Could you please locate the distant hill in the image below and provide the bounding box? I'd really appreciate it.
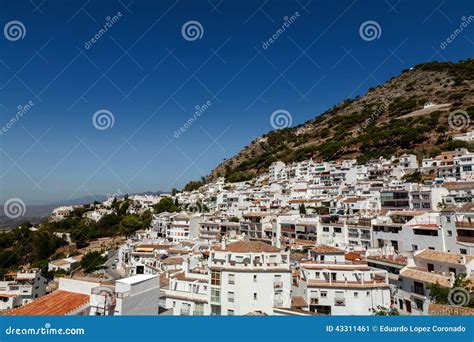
[0,191,167,230]
[210,59,474,181]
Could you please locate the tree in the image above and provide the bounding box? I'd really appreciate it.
[427,273,473,307]
[119,215,143,236]
[80,252,107,274]
[299,203,307,215]
[373,305,400,315]
[153,197,181,213]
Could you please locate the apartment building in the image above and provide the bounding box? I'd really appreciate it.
[295,245,390,315]
[0,269,47,311]
[209,240,292,315]
[395,249,474,315]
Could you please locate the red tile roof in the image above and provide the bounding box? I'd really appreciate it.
[213,241,280,253]
[5,290,89,316]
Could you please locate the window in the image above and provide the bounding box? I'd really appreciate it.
[228,291,234,303]
[228,274,235,285]
[253,275,257,282]
[449,267,456,275]
[211,271,221,285]
[194,303,204,316]
[253,293,257,300]
[323,227,329,232]
[414,299,423,311]
[427,263,434,272]
[446,216,451,223]
[412,244,418,251]
[320,291,327,298]
[460,249,467,255]
[227,309,234,316]
[354,292,359,298]
[211,288,220,303]
[447,230,452,237]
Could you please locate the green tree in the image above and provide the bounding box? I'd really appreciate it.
[299,203,307,215]
[80,251,107,274]
[119,215,143,236]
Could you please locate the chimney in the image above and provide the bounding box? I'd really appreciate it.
[221,236,227,250]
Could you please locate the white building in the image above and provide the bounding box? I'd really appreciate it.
[209,240,292,315]
[295,245,391,315]
[0,269,47,311]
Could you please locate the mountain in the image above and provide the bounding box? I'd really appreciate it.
[210,59,474,181]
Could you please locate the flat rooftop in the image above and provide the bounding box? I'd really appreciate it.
[116,274,158,285]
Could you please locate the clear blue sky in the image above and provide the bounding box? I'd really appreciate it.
[0,0,472,204]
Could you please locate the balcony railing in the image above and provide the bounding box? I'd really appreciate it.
[180,309,191,316]
[456,222,474,229]
[457,235,474,243]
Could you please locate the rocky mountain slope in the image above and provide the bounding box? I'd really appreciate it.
[210,59,474,181]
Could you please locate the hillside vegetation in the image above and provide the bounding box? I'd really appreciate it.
[210,59,474,181]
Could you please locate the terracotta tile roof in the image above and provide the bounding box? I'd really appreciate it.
[291,296,308,307]
[429,304,474,315]
[407,223,439,230]
[311,245,345,254]
[162,257,184,265]
[442,182,474,190]
[400,268,452,287]
[213,241,280,253]
[416,249,474,264]
[5,290,89,316]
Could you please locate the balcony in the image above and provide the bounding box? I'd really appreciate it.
[180,308,191,316]
[456,222,474,229]
[457,235,474,243]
